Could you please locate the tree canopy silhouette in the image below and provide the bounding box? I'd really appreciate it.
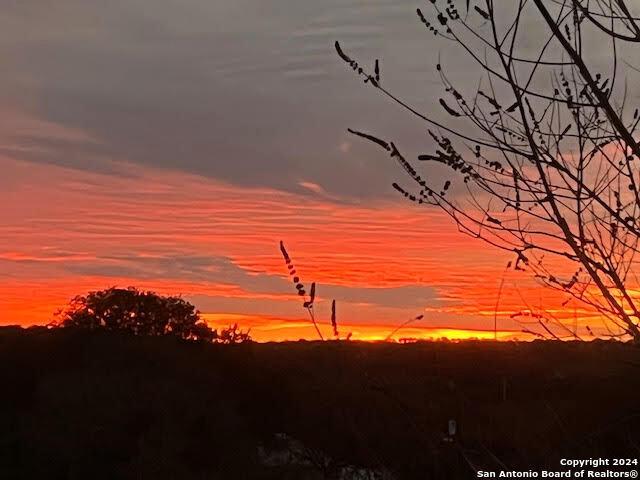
[57,287,217,341]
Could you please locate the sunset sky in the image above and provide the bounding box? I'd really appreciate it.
[0,1,627,341]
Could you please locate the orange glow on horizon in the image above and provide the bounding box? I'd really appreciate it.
[201,313,523,342]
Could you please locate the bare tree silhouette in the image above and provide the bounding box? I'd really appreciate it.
[336,1,640,341]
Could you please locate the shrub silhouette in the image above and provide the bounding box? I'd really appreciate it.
[56,287,217,341]
[216,323,252,344]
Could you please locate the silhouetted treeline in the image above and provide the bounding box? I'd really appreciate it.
[1,326,639,479]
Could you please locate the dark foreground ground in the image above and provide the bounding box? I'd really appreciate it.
[1,327,639,479]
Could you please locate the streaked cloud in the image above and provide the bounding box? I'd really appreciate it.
[0,154,603,339]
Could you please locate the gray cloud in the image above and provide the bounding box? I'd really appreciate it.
[2,1,636,201]
[0,0,438,199]
[60,253,440,309]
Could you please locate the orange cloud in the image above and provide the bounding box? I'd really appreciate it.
[0,155,612,340]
